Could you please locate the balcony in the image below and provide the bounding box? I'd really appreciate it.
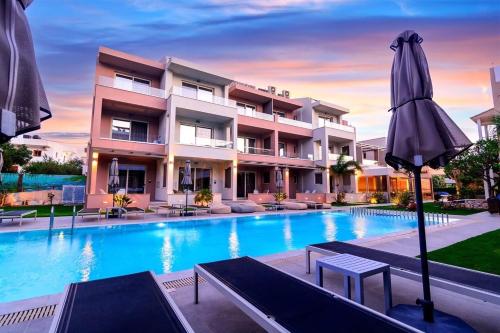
[179,137,233,149]
[170,86,236,107]
[93,137,166,157]
[237,109,274,122]
[175,138,236,161]
[238,147,274,156]
[362,159,379,166]
[277,117,313,129]
[329,153,354,162]
[98,76,166,99]
[323,121,355,133]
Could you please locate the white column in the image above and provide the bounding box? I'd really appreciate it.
[477,119,483,139]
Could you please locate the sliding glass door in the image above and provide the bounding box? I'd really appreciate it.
[112,164,146,194]
[237,171,256,198]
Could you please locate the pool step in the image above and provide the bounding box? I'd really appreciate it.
[163,275,206,290]
[0,304,56,327]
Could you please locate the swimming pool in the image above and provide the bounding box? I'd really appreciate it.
[0,211,425,303]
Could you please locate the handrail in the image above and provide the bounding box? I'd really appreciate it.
[238,147,274,155]
[237,109,274,121]
[179,137,233,149]
[322,121,355,133]
[349,207,450,225]
[98,76,166,98]
[277,117,313,129]
[170,86,236,107]
[329,153,354,161]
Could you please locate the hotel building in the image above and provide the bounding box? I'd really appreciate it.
[86,47,431,205]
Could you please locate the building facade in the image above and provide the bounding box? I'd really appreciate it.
[86,47,430,204]
[10,135,82,164]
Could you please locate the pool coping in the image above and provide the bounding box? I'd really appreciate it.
[0,212,470,315]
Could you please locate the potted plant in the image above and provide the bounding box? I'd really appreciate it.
[194,189,213,207]
[114,194,132,208]
[274,192,287,205]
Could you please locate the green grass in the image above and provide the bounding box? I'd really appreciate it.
[2,205,83,217]
[426,229,500,275]
[369,202,485,215]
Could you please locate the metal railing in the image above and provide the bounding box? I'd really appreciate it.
[322,121,355,133]
[238,147,274,155]
[98,76,166,98]
[279,152,314,160]
[179,137,233,149]
[349,207,450,225]
[237,109,274,121]
[170,86,237,107]
[277,117,313,129]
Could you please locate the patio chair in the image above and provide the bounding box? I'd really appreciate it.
[122,206,146,219]
[194,256,420,333]
[49,271,193,333]
[0,209,37,226]
[306,241,500,306]
[188,205,211,215]
[77,208,102,221]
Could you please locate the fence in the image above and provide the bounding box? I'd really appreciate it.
[0,173,86,192]
[349,207,450,226]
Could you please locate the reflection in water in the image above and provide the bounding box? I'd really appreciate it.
[283,217,292,250]
[323,216,337,241]
[354,217,367,239]
[80,237,95,281]
[229,221,239,258]
[161,232,173,273]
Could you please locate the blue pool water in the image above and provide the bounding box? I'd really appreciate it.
[0,211,422,303]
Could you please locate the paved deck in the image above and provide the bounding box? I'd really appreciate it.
[0,211,498,332]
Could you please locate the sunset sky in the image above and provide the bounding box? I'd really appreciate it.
[26,0,500,147]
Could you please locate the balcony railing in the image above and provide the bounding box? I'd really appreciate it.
[277,117,313,129]
[280,153,313,160]
[238,147,274,155]
[322,121,355,133]
[329,153,354,162]
[179,137,233,149]
[362,159,378,166]
[170,86,237,108]
[98,76,166,98]
[237,109,274,121]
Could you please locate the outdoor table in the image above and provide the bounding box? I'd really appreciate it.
[316,253,392,313]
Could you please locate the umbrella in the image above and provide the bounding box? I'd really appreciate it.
[0,148,3,185]
[0,0,51,144]
[181,160,193,215]
[275,169,284,203]
[385,31,472,325]
[109,158,119,206]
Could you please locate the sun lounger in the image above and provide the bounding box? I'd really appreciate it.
[283,201,308,210]
[77,208,102,221]
[0,210,37,226]
[194,256,420,333]
[228,203,256,213]
[122,206,146,219]
[188,205,211,215]
[50,271,193,333]
[210,203,231,214]
[306,241,500,306]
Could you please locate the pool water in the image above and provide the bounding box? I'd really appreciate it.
[0,211,423,303]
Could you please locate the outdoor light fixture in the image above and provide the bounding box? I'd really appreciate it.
[92,152,99,159]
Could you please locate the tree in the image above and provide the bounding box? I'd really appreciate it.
[432,175,446,188]
[0,142,31,171]
[330,154,362,192]
[24,156,83,175]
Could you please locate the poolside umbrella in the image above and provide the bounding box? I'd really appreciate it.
[0,148,3,185]
[0,0,51,144]
[385,30,472,326]
[181,160,192,215]
[275,169,284,203]
[109,158,119,207]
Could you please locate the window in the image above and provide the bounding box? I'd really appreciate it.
[273,111,285,118]
[178,167,211,191]
[179,124,213,146]
[237,102,257,116]
[263,171,270,184]
[224,167,231,188]
[237,137,256,153]
[115,73,150,94]
[111,164,146,194]
[278,142,286,157]
[163,164,167,188]
[315,173,323,185]
[181,82,214,102]
[111,119,148,142]
[341,145,350,155]
[32,150,42,157]
[318,115,336,127]
[293,175,298,184]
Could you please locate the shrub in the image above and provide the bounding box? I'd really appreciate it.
[369,192,386,204]
[24,157,83,175]
[194,189,213,207]
[407,201,417,211]
[274,192,287,203]
[393,191,412,207]
[114,194,132,208]
[336,191,346,204]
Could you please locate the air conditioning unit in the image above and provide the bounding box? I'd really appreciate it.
[268,86,276,94]
[282,90,290,98]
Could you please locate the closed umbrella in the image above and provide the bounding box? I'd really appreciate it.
[275,169,284,204]
[385,30,472,329]
[109,158,119,207]
[0,0,51,143]
[0,148,3,185]
[181,160,192,215]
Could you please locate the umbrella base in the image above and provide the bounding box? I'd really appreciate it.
[388,304,476,332]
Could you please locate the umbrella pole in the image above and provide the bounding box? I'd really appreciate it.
[185,186,188,216]
[414,168,434,322]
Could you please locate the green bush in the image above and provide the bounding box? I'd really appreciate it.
[393,191,412,207]
[194,189,213,207]
[336,192,346,204]
[274,192,287,203]
[369,192,386,204]
[114,194,132,208]
[24,157,83,175]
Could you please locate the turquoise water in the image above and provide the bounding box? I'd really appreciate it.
[0,211,422,303]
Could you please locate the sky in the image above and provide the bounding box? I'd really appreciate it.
[25,0,500,147]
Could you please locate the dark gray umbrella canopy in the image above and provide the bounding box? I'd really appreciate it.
[108,158,119,191]
[0,0,51,143]
[181,160,193,188]
[275,169,284,190]
[385,30,471,170]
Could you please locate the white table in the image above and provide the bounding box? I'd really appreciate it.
[316,253,392,313]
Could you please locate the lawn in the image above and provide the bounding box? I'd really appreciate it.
[369,202,485,215]
[2,205,83,217]
[426,229,500,275]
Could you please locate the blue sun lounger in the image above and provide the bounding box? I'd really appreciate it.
[194,256,421,333]
[50,271,193,333]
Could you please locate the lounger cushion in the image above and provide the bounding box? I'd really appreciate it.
[211,204,231,214]
[200,257,414,333]
[311,241,500,296]
[230,204,256,213]
[284,202,307,210]
[55,272,187,333]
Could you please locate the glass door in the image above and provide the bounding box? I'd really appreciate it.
[237,171,256,198]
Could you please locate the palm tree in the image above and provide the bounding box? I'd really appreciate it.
[330,154,362,192]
